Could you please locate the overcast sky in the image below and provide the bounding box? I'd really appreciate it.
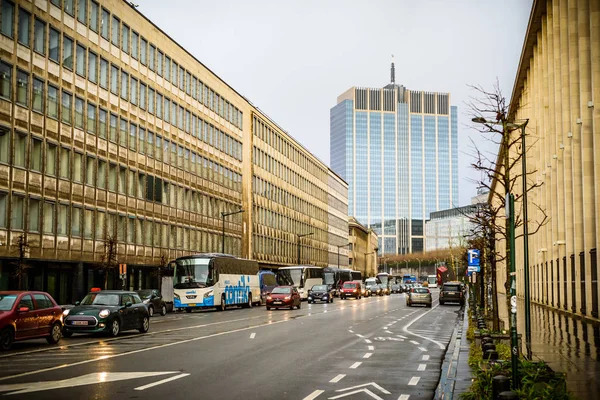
[138,0,533,207]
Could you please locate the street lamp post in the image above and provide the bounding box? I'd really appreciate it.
[416,258,422,282]
[364,252,374,276]
[473,117,531,361]
[221,209,244,254]
[337,243,351,269]
[297,233,313,264]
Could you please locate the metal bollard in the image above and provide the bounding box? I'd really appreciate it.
[498,391,518,399]
[492,375,511,399]
[483,343,496,352]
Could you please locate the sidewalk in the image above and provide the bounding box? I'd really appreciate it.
[435,300,472,399]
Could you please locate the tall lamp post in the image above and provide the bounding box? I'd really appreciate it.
[337,243,351,269]
[416,258,422,282]
[297,233,313,264]
[364,252,375,276]
[473,117,531,361]
[221,209,244,254]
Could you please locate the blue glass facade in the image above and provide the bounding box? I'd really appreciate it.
[410,115,423,220]
[438,116,450,210]
[424,116,437,217]
[369,113,381,231]
[451,106,459,206]
[383,113,396,235]
[330,100,354,212]
[355,112,368,225]
[397,104,409,220]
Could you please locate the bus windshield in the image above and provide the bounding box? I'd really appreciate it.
[277,268,302,286]
[261,273,277,287]
[173,258,212,289]
[323,271,335,286]
[377,274,389,285]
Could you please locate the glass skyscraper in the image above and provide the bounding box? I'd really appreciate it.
[330,78,458,255]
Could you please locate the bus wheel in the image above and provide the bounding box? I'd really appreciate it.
[246,293,253,308]
[220,295,227,312]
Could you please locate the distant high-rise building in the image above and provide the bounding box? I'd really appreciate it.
[330,61,459,255]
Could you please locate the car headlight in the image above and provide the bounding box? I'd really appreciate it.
[323,295,328,298]
[204,290,214,299]
[267,296,272,300]
[63,309,70,317]
[99,309,110,318]
[284,296,291,300]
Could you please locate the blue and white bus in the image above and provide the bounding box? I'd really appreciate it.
[171,253,260,312]
[276,266,324,300]
[258,270,278,304]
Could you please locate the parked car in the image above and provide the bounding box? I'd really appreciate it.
[63,290,150,337]
[439,282,465,306]
[340,281,362,300]
[307,285,334,304]
[265,286,301,310]
[406,287,432,307]
[136,289,167,317]
[0,291,63,350]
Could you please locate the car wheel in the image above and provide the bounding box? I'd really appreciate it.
[46,322,62,344]
[62,329,73,338]
[297,301,301,310]
[220,295,227,312]
[266,306,271,311]
[148,305,154,317]
[109,319,121,337]
[139,316,150,333]
[248,293,253,308]
[160,304,167,316]
[427,303,432,308]
[0,328,14,351]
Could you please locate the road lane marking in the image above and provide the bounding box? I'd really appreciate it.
[410,340,420,345]
[303,389,324,400]
[364,339,372,344]
[402,304,445,349]
[249,333,256,339]
[422,355,429,361]
[329,374,346,383]
[134,373,190,391]
[363,353,372,359]
[418,347,427,352]
[417,364,426,371]
[368,346,375,351]
[398,395,410,400]
[396,334,407,339]
[408,377,420,385]
[349,362,362,369]
[355,334,364,338]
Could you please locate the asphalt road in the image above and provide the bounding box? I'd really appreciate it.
[0,290,462,399]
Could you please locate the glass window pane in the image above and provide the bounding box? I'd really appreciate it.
[74,97,84,128]
[1,0,14,38]
[76,44,85,76]
[11,195,24,230]
[71,207,81,236]
[89,1,98,32]
[47,85,58,119]
[61,90,72,124]
[138,128,145,155]
[121,24,129,53]
[16,70,28,107]
[73,152,82,182]
[83,209,93,238]
[57,204,68,236]
[110,64,118,94]
[99,57,108,88]
[97,160,106,189]
[140,38,146,65]
[119,118,127,146]
[34,18,46,55]
[109,113,117,142]
[148,44,155,71]
[17,9,30,46]
[64,0,74,16]
[139,83,146,109]
[63,34,73,70]
[98,108,106,138]
[86,156,95,186]
[129,123,136,151]
[0,61,11,99]
[157,50,163,76]
[59,147,70,179]
[120,71,128,99]
[46,142,56,176]
[88,50,97,83]
[131,31,138,60]
[87,102,96,134]
[30,137,42,171]
[13,131,26,167]
[77,0,87,24]
[49,27,60,62]
[100,8,109,39]
[43,202,55,234]
[111,16,119,46]
[130,77,137,105]
[0,193,5,228]
[29,198,40,232]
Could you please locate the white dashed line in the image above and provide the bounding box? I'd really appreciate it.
[134,373,190,390]
[368,345,375,351]
[348,330,354,333]
[364,339,372,344]
[385,331,392,334]
[410,340,420,345]
[355,334,364,338]
[396,334,407,339]
[349,362,362,369]
[418,347,427,352]
[418,364,426,371]
[329,374,346,383]
[398,394,410,400]
[408,377,420,385]
[422,355,430,361]
[249,333,256,339]
[303,389,324,400]
[363,353,372,359]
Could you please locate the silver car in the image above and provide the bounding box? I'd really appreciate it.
[406,287,432,307]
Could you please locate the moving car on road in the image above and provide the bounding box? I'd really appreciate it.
[340,281,362,300]
[307,285,334,304]
[406,287,432,307]
[266,286,301,310]
[136,289,168,317]
[439,282,465,306]
[63,290,150,337]
[0,291,63,350]
[365,278,381,296]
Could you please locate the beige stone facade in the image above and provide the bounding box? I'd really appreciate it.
[493,0,600,322]
[0,0,348,302]
[348,217,378,278]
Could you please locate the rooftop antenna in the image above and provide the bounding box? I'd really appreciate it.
[390,54,395,84]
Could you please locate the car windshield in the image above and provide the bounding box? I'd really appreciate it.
[80,293,120,306]
[312,285,327,291]
[271,287,291,294]
[343,283,356,288]
[136,290,153,299]
[444,285,461,291]
[0,294,17,311]
[413,288,429,294]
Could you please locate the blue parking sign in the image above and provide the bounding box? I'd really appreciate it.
[468,249,480,267]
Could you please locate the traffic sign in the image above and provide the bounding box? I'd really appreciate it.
[468,249,480,267]
[468,265,480,273]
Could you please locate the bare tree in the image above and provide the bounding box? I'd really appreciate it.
[99,235,118,290]
[467,82,548,330]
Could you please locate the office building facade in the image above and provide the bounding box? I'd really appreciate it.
[330,75,458,256]
[0,0,348,303]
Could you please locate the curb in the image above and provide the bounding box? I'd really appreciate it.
[435,301,468,400]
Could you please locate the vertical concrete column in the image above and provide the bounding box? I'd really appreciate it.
[590,0,600,319]
[578,0,595,317]
[74,261,85,302]
[560,0,575,313]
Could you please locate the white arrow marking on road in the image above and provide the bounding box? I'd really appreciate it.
[422,355,430,361]
[398,395,410,400]
[333,382,391,395]
[303,389,325,400]
[134,373,190,390]
[417,364,426,371]
[249,332,256,339]
[329,388,384,400]
[355,333,364,338]
[363,353,372,359]
[408,377,420,386]
[418,347,427,352]
[368,345,375,351]
[329,374,346,383]
[410,340,420,345]
[0,372,180,395]
[349,362,362,369]
[364,339,372,344]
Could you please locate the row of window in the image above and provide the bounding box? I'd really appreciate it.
[0,131,242,201]
[1,60,243,162]
[0,192,242,253]
[252,233,327,266]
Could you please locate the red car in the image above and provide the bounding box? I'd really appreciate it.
[265,286,301,310]
[0,291,64,350]
[340,281,362,300]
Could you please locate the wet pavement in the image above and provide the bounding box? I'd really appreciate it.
[498,293,600,399]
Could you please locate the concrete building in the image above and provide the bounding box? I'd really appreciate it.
[425,191,487,251]
[0,0,348,303]
[330,61,459,256]
[492,0,599,321]
[348,216,378,278]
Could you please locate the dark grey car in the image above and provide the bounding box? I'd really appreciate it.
[439,282,465,306]
[136,289,167,317]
